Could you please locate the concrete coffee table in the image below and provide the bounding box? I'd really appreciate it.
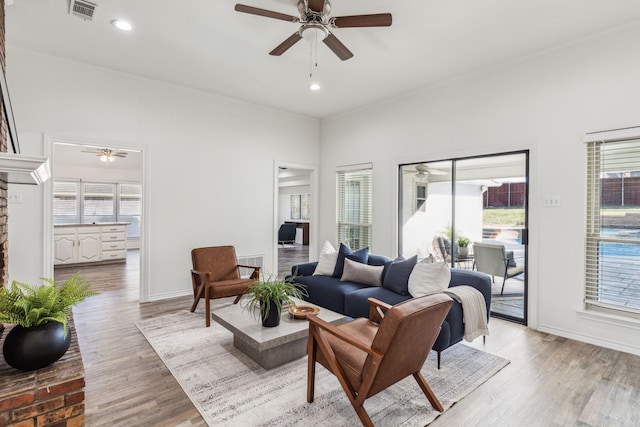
[211,298,346,369]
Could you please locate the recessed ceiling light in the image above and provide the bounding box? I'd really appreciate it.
[111,20,133,31]
[309,82,321,91]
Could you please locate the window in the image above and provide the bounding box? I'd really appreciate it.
[119,184,142,239]
[585,136,640,316]
[416,183,428,212]
[337,165,372,250]
[53,181,80,224]
[53,180,142,240]
[83,182,116,224]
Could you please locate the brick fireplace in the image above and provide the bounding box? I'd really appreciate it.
[0,4,86,426]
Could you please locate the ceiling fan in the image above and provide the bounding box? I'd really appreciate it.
[406,164,448,180]
[234,0,392,61]
[81,148,128,162]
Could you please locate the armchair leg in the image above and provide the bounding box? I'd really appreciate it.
[233,294,242,304]
[413,372,444,412]
[437,351,441,369]
[190,284,205,312]
[205,286,211,328]
[307,344,316,403]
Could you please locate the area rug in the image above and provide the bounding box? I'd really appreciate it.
[136,309,509,427]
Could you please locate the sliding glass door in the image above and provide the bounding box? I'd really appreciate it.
[399,151,528,324]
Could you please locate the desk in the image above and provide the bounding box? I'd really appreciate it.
[285,221,309,245]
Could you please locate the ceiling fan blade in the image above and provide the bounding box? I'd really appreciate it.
[269,32,302,56]
[332,13,392,28]
[323,32,353,61]
[234,4,299,23]
[307,0,326,13]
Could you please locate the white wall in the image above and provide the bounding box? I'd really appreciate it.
[7,133,47,286]
[7,47,320,299]
[54,164,142,183]
[278,185,310,225]
[319,24,640,355]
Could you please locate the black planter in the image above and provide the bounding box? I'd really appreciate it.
[3,322,71,371]
[261,300,281,327]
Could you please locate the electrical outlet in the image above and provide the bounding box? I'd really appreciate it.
[8,190,22,204]
[543,196,560,207]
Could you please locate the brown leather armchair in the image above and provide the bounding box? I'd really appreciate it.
[307,294,453,426]
[190,246,260,327]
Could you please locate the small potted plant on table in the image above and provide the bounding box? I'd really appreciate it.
[456,235,471,258]
[242,275,307,327]
[0,274,98,371]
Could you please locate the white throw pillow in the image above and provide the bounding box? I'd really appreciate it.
[408,261,451,297]
[313,241,338,276]
[340,257,384,287]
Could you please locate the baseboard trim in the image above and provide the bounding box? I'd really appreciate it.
[148,288,193,302]
[536,323,640,357]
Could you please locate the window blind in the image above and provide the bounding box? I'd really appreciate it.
[119,183,142,239]
[337,166,372,250]
[82,182,116,223]
[53,181,80,224]
[585,138,640,316]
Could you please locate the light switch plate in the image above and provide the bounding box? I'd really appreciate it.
[543,196,560,207]
[8,190,23,203]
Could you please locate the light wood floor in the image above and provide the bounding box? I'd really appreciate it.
[56,251,640,427]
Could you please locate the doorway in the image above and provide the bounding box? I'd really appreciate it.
[398,151,529,324]
[275,163,316,278]
[49,139,145,300]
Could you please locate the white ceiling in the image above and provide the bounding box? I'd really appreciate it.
[6,0,640,119]
[54,143,142,170]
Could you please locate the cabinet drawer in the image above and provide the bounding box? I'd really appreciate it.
[102,232,126,242]
[102,249,126,260]
[54,227,76,236]
[101,225,126,233]
[102,241,126,251]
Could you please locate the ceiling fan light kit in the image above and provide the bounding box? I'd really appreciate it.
[234,0,392,61]
[82,148,128,163]
[300,23,328,42]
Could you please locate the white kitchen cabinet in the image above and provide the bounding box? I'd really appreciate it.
[54,223,128,266]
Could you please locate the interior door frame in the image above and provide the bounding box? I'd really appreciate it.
[273,160,318,275]
[42,135,150,301]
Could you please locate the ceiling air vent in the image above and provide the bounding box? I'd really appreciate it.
[69,0,97,21]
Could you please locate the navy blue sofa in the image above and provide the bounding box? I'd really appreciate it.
[289,255,491,368]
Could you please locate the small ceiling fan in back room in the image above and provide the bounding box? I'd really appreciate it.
[81,148,128,163]
[234,0,392,61]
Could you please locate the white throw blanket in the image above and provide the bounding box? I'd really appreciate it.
[442,286,490,342]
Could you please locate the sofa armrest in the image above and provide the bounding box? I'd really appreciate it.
[291,262,318,277]
[449,269,492,318]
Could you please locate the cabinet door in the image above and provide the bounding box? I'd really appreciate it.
[54,235,77,265]
[77,234,101,262]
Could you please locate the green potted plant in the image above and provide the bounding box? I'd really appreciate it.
[0,274,98,371]
[456,235,471,258]
[242,274,307,327]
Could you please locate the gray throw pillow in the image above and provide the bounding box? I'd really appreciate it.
[340,257,384,287]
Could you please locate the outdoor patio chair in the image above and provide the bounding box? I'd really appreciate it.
[306,294,453,427]
[190,245,260,327]
[472,242,524,295]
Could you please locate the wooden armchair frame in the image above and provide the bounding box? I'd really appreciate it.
[190,246,260,327]
[307,295,453,426]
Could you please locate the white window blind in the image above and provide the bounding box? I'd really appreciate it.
[53,181,80,224]
[119,183,142,239]
[337,165,372,250]
[82,182,116,223]
[585,137,640,316]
